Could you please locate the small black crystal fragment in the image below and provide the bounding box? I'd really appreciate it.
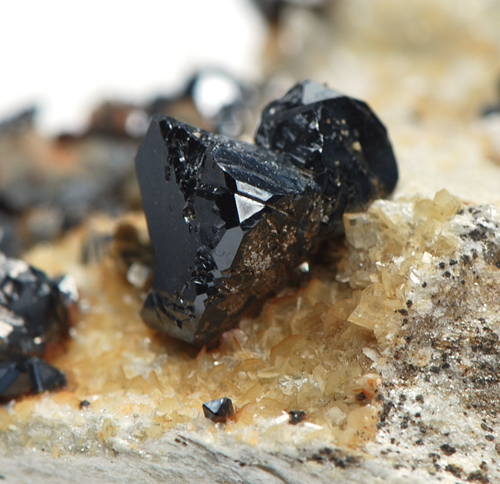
[136,80,398,347]
[203,397,234,423]
[0,251,77,400]
[289,410,307,424]
[0,358,66,400]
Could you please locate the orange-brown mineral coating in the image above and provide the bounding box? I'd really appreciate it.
[0,229,380,452]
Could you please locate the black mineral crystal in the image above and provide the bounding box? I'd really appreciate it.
[289,410,307,425]
[136,80,398,348]
[0,252,77,400]
[203,397,235,423]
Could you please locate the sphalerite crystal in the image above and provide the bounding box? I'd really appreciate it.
[203,397,235,423]
[136,80,398,348]
[0,252,77,399]
[289,410,307,425]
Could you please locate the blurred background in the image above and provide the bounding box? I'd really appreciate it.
[0,0,265,135]
[2,0,500,256]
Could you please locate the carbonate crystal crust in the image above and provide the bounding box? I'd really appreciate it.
[136,81,398,348]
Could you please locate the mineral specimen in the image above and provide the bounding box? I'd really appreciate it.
[255,81,399,232]
[203,397,235,423]
[289,410,307,424]
[136,80,398,347]
[0,252,77,400]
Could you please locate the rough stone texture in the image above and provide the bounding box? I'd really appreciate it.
[3,198,500,484]
[0,435,423,484]
[341,192,500,483]
[136,81,397,348]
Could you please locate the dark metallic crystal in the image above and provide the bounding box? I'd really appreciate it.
[0,358,66,401]
[289,410,307,424]
[0,252,77,400]
[137,116,322,347]
[255,80,398,236]
[136,81,398,348]
[203,397,235,423]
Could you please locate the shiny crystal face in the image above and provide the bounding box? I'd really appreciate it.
[0,251,77,400]
[135,80,398,348]
[255,80,398,229]
[202,397,235,423]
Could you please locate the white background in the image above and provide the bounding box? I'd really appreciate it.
[0,0,266,134]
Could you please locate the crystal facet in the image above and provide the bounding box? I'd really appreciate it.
[0,252,77,399]
[255,80,398,235]
[289,410,307,424]
[202,397,235,423]
[136,81,398,348]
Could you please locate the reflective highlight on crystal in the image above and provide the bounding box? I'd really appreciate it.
[203,397,235,423]
[135,81,398,348]
[0,251,77,399]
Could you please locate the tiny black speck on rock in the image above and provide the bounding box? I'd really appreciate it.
[467,470,490,483]
[440,443,457,455]
[80,400,91,409]
[445,464,462,478]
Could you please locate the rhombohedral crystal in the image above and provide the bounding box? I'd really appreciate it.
[135,80,398,347]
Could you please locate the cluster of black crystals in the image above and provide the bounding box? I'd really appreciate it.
[136,81,398,348]
[0,252,77,400]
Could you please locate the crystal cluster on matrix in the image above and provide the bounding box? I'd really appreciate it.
[135,80,398,347]
[0,252,77,400]
[340,190,500,482]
